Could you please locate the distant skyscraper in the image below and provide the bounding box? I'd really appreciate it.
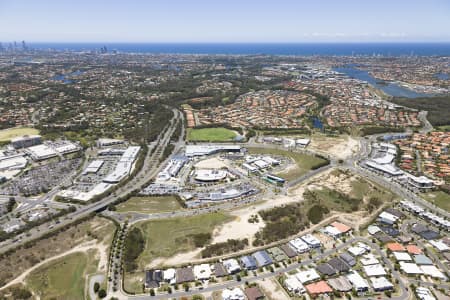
[0,42,4,52]
[22,40,27,51]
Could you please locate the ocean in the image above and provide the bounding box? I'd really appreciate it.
[29,43,450,56]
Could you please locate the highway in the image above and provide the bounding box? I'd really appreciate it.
[0,108,183,254]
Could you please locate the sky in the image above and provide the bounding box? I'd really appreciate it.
[0,0,449,43]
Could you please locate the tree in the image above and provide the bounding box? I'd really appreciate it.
[98,289,107,298]
[93,282,100,293]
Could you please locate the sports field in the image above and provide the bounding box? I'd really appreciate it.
[116,196,183,214]
[187,127,237,142]
[0,127,39,142]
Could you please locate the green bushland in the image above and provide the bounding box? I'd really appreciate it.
[187,127,237,142]
[390,95,450,127]
[201,239,249,258]
[253,171,392,245]
[123,227,145,272]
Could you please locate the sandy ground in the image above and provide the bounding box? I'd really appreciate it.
[0,240,99,290]
[256,278,291,300]
[309,134,360,160]
[148,248,203,268]
[194,157,228,169]
[306,169,356,195]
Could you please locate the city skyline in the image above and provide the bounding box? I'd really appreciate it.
[1,0,450,43]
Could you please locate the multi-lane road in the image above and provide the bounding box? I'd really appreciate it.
[0,108,183,254]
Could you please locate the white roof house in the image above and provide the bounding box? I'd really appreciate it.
[346,271,369,291]
[420,265,447,280]
[289,238,310,253]
[360,253,379,266]
[393,252,412,261]
[222,259,240,274]
[295,269,320,284]
[324,225,342,237]
[429,240,450,252]
[370,277,393,291]
[301,234,321,248]
[363,264,387,277]
[399,262,423,274]
[222,288,245,300]
[163,268,176,284]
[416,287,436,300]
[284,275,306,294]
[378,211,399,224]
[348,243,370,256]
[193,264,212,281]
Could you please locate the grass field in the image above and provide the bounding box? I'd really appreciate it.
[116,196,183,214]
[26,251,97,300]
[187,127,237,142]
[422,191,450,212]
[0,127,39,142]
[248,147,328,180]
[135,212,233,269]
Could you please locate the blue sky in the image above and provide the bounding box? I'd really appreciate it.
[0,0,449,43]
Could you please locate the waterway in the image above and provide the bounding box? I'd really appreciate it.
[52,70,84,84]
[333,66,433,98]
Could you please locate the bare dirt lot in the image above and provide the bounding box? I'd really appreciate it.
[308,134,360,160]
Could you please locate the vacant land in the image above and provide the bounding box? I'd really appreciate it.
[0,217,115,288]
[116,196,183,214]
[248,147,328,180]
[422,191,450,212]
[134,212,233,269]
[26,251,97,300]
[308,134,360,160]
[0,127,39,142]
[187,127,237,141]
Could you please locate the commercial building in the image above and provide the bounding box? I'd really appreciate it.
[11,135,41,149]
[83,160,104,174]
[185,145,241,157]
[25,144,57,160]
[194,169,227,182]
[103,146,140,183]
